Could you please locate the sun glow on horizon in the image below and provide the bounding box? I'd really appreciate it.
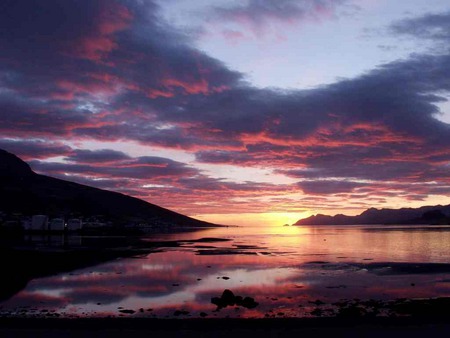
[3,0,450,227]
[194,211,313,227]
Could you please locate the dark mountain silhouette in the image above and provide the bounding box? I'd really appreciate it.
[295,205,450,225]
[0,149,217,228]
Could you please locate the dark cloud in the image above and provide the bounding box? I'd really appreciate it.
[30,156,198,180]
[0,0,244,148]
[192,53,450,187]
[195,150,251,165]
[52,175,131,191]
[391,12,450,42]
[0,92,93,137]
[297,180,366,195]
[0,0,241,122]
[0,139,71,159]
[65,149,130,163]
[2,0,450,208]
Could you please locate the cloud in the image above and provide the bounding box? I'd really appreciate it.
[30,156,198,180]
[390,12,450,43]
[0,139,71,160]
[209,0,349,38]
[65,149,131,163]
[2,1,450,215]
[297,180,367,195]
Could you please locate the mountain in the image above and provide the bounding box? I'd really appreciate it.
[0,149,217,228]
[295,205,450,225]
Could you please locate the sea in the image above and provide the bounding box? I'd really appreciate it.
[1,224,450,318]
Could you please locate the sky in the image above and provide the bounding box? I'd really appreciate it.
[1,0,450,226]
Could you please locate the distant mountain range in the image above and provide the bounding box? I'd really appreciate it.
[295,205,450,225]
[0,149,216,228]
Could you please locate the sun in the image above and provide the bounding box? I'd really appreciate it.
[261,212,313,227]
[193,211,313,227]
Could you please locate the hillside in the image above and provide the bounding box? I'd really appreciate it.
[0,149,217,228]
[295,205,450,226]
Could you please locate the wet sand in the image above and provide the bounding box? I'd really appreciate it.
[1,317,450,338]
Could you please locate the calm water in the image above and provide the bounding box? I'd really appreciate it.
[1,224,450,318]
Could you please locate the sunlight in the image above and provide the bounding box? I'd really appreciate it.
[271,223,307,236]
[261,212,312,227]
[195,211,313,227]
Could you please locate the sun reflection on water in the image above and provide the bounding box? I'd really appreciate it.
[1,225,450,318]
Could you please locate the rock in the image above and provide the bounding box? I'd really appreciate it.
[242,297,258,309]
[221,289,235,305]
[173,310,189,316]
[337,305,366,318]
[326,285,347,289]
[211,289,258,310]
[311,308,323,316]
[119,309,135,314]
[211,297,224,308]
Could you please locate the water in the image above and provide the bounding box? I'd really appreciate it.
[1,224,450,318]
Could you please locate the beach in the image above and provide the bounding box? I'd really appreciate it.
[2,225,450,338]
[2,317,450,338]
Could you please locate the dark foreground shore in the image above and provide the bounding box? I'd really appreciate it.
[1,317,450,338]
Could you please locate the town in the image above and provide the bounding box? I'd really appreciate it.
[0,211,193,235]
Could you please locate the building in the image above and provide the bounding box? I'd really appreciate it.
[22,218,32,230]
[31,215,48,231]
[50,218,65,231]
[82,221,106,229]
[67,218,82,231]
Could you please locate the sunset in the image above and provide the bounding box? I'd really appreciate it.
[1,0,450,226]
[1,0,450,336]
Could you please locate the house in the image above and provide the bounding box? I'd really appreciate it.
[50,218,65,231]
[31,215,48,231]
[67,218,82,231]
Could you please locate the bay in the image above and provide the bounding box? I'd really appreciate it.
[1,224,450,318]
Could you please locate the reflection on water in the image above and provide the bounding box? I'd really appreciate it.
[1,224,450,318]
[23,234,83,248]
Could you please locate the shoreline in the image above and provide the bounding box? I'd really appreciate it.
[1,317,450,338]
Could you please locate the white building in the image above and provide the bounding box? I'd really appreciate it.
[31,215,48,231]
[22,218,32,230]
[67,218,82,231]
[50,218,65,231]
[82,221,106,229]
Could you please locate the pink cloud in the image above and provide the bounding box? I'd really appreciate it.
[221,30,247,44]
[211,0,348,39]
[69,2,133,62]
